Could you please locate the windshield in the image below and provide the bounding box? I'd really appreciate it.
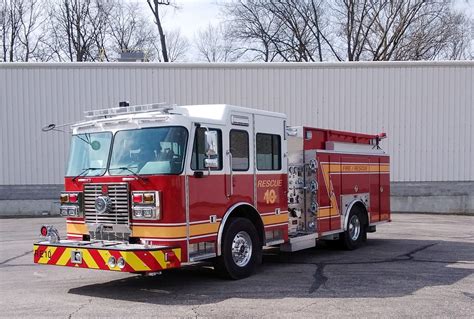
[109,127,188,175]
[66,132,112,177]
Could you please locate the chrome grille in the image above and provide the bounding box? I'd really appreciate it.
[84,184,130,225]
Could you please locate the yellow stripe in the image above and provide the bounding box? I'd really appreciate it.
[56,248,72,266]
[37,246,57,264]
[318,208,340,218]
[132,223,221,238]
[321,163,339,215]
[172,248,181,262]
[150,250,167,269]
[66,223,88,234]
[190,222,220,236]
[123,251,151,272]
[82,249,99,269]
[329,163,381,173]
[262,213,288,225]
[132,225,187,238]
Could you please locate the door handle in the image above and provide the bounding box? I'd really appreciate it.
[226,150,233,197]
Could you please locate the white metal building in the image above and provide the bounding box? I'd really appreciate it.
[0,61,473,214]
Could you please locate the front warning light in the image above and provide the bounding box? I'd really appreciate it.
[143,193,155,204]
[132,193,143,204]
[131,191,161,220]
[59,192,83,217]
[39,225,60,243]
[60,193,69,204]
[40,226,48,237]
[69,193,78,203]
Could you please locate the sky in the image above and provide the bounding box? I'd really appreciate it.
[146,0,474,42]
[164,0,223,40]
[132,0,474,60]
[135,0,223,40]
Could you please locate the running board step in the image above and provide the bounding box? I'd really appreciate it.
[280,233,317,252]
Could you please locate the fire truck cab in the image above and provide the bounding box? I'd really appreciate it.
[34,103,390,279]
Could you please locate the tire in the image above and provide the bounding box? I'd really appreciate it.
[340,206,367,250]
[214,217,262,280]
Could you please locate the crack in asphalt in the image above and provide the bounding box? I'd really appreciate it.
[308,263,328,293]
[0,250,31,265]
[265,243,441,294]
[0,263,32,268]
[400,243,438,260]
[67,298,92,319]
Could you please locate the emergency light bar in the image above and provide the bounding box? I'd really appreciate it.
[84,102,175,120]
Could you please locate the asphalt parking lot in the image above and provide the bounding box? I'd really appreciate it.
[0,214,473,318]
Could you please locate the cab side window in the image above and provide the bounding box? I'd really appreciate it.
[256,133,281,170]
[191,128,222,170]
[230,129,249,171]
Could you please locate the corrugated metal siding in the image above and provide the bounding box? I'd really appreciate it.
[0,61,472,184]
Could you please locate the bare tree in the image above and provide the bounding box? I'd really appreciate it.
[160,28,188,61]
[1,0,24,61]
[388,3,472,60]
[48,0,112,62]
[90,0,113,61]
[107,1,158,61]
[223,0,282,61]
[146,0,171,62]
[17,0,45,61]
[195,23,242,62]
[223,0,330,62]
[1,0,9,61]
[224,0,472,62]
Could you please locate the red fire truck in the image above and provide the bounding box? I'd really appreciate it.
[34,103,390,279]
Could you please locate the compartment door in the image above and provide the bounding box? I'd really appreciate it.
[369,157,381,222]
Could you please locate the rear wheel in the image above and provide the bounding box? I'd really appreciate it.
[340,206,367,250]
[214,218,261,279]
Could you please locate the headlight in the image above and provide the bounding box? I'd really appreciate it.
[68,207,77,216]
[131,191,161,220]
[133,209,143,218]
[108,256,116,268]
[59,192,83,218]
[143,208,153,218]
[117,257,126,269]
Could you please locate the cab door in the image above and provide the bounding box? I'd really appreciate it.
[226,113,254,205]
[188,124,227,225]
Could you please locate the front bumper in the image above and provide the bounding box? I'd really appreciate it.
[33,240,181,273]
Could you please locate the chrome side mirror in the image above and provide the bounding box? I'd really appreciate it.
[204,157,219,168]
[204,130,218,157]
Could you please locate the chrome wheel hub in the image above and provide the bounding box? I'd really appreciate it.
[349,215,361,241]
[231,231,252,267]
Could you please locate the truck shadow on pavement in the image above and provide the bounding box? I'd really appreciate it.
[68,238,474,304]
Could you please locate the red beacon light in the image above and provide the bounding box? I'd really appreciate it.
[40,226,48,237]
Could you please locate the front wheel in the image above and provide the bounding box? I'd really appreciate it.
[340,206,367,250]
[214,218,261,279]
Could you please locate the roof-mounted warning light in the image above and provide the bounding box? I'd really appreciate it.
[84,102,175,120]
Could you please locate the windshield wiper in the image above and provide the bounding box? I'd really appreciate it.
[72,167,102,182]
[109,167,148,182]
